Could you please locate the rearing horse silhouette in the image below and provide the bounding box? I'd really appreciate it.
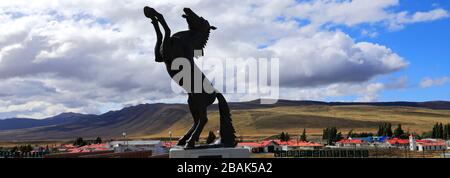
[144,7,236,148]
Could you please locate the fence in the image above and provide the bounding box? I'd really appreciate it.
[370,146,448,158]
[0,151,50,158]
[274,149,370,158]
[274,147,449,158]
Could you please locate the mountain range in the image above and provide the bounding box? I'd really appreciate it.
[0,100,449,141]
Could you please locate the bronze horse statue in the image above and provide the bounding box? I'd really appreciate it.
[143,6,236,148]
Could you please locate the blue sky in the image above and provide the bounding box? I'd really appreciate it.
[332,0,450,101]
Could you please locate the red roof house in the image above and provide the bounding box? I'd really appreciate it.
[387,138,409,145]
[68,143,109,153]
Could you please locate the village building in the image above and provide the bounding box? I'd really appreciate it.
[386,138,409,147]
[371,136,389,143]
[335,139,368,148]
[409,135,447,151]
[57,143,110,153]
[107,140,165,155]
[260,140,282,153]
[237,142,265,153]
[162,141,178,149]
[270,140,322,151]
[238,140,322,153]
[279,141,322,151]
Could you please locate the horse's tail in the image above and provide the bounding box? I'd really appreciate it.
[216,93,237,147]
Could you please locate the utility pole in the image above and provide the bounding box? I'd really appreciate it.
[122,132,127,151]
[169,131,172,148]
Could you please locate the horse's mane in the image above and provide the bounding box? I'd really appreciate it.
[187,16,212,50]
[194,29,210,50]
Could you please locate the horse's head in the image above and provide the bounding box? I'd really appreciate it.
[182,8,216,51]
[182,8,216,34]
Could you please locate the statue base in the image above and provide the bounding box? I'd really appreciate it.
[169,147,250,158]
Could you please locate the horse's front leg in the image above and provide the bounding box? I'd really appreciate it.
[151,20,163,62]
[152,10,171,56]
[144,7,163,62]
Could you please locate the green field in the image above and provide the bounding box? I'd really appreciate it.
[148,105,450,139]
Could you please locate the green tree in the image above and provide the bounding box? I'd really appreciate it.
[323,128,329,139]
[336,132,343,142]
[324,127,339,145]
[74,137,87,147]
[284,132,290,142]
[278,132,291,142]
[432,123,437,138]
[347,129,354,139]
[432,123,444,139]
[19,145,33,153]
[377,125,384,136]
[385,123,393,137]
[206,131,216,144]
[11,146,18,152]
[95,137,102,144]
[394,124,404,138]
[300,129,307,142]
[377,123,393,136]
[444,124,450,140]
[279,132,286,141]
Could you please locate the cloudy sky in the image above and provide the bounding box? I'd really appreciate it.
[0,0,449,119]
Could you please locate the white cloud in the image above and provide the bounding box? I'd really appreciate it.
[420,77,450,88]
[284,0,399,27]
[390,8,449,29]
[361,30,378,38]
[277,82,385,102]
[279,0,448,30]
[0,0,446,118]
[0,101,83,119]
[410,8,449,22]
[269,31,407,87]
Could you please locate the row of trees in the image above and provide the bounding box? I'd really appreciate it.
[205,130,306,144]
[377,123,393,137]
[323,127,343,145]
[322,123,412,145]
[279,132,291,142]
[73,137,103,147]
[278,129,308,142]
[10,145,34,153]
[377,123,409,139]
[205,122,450,145]
[346,130,374,138]
[376,122,450,140]
[431,123,450,139]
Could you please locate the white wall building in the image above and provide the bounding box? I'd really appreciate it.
[409,136,447,152]
[107,140,165,155]
[262,141,282,153]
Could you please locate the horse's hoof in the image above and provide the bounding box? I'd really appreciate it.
[143,6,158,18]
[184,141,195,149]
[177,140,186,146]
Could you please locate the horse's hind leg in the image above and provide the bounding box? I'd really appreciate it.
[185,107,208,148]
[177,100,199,146]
